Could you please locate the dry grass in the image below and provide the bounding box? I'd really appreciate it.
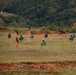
[0,32,76,62]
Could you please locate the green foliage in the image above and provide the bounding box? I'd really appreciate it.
[48,25,57,31]
[66,28,76,33]
[0,12,26,27]
[0,0,76,28]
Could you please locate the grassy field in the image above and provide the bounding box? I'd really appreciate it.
[0,31,76,75]
[0,31,76,62]
[0,69,76,75]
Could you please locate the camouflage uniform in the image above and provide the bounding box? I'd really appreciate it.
[41,39,46,46]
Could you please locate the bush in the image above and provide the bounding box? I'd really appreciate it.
[66,28,76,33]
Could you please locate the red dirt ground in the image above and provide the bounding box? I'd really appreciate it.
[23,30,52,35]
[39,30,52,34]
[0,28,9,32]
[0,61,76,71]
[23,30,67,35]
[54,30,66,34]
[23,30,39,35]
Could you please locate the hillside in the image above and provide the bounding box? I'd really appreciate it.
[0,11,26,27]
[0,0,76,27]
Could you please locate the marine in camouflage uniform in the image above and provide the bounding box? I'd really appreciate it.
[30,32,34,39]
[19,34,24,41]
[69,34,74,41]
[8,33,11,38]
[44,33,48,38]
[40,39,46,46]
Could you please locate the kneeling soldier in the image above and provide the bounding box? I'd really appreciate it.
[44,33,48,38]
[69,34,74,41]
[41,39,46,46]
[8,33,11,38]
[19,34,24,41]
[30,32,34,39]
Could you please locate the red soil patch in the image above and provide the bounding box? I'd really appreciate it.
[23,30,39,35]
[39,30,52,34]
[0,28,9,32]
[0,61,76,71]
[54,30,66,34]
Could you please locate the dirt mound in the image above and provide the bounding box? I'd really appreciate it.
[0,28,9,32]
[0,61,76,71]
[54,30,66,34]
[39,30,52,34]
[23,30,39,35]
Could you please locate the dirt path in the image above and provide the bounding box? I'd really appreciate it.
[0,61,76,71]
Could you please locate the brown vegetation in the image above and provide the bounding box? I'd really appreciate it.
[23,30,53,35]
[0,28,9,32]
[54,30,66,34]
[39,30,52,34]
[23,30,39,35]
[0,61,76,71]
